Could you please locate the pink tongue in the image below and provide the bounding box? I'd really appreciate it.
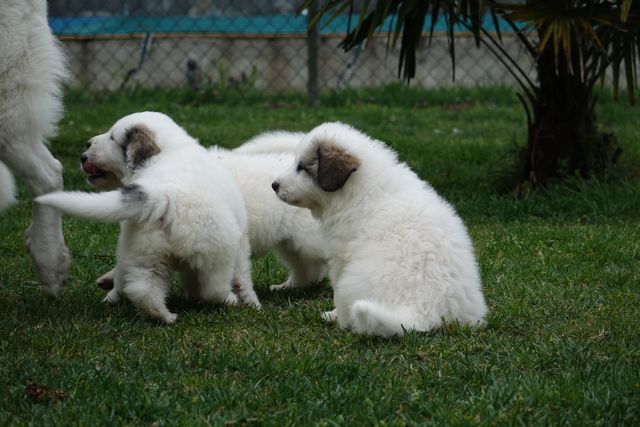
[82,161,99,175]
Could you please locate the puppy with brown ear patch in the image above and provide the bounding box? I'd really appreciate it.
[36,112,260,323]
[93,130,328,293]
[272,122,488,338]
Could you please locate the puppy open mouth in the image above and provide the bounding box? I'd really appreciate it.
[81,161,119,189]
[82,160,105,182]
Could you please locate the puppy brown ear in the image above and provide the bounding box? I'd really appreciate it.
[124,124,160,169]
[316,142,360,192]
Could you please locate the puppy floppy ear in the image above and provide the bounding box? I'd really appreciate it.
[124,124,160,170]
[316,142,360,192]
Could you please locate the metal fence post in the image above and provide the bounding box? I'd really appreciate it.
[307,0,320,106]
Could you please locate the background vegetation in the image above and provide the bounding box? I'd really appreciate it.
[0,86,638,424]
[304,0,640,184]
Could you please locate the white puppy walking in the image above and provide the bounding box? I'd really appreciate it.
[272,122,488,337]
[214,139,328,291]
[37,112,260,323]
[95,131,328,293]
[0,0,70,296]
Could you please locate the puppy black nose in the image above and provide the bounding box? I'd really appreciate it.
[80,154,88,164]
[271,181,280,192]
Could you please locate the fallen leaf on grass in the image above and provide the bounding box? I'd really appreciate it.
[25,383,67,404]
[443,100,474,111]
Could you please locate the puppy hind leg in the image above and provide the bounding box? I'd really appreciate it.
[350,300,420,338]
[196,261,237,307]
[102,233,126,304]
[231,236,261,308]
[122,266,176,323]
[102,266,125,305]
[3,139,70,297]
[270,246,324,291]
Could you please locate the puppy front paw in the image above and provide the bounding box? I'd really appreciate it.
[102,289,122,304]
[269,280,293,292]
[162,312,178,324]
[321,309,338,323]
[224,292,239,306]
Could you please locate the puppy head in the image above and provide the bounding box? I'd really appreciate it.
[81,112,171,189]
[272,122,360,211]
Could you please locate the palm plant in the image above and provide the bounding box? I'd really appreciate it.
[302,0,639,185]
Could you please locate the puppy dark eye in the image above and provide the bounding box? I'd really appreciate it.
[110,134,115,142]
[296,162,306,173]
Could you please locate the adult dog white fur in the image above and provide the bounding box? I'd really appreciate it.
[272,122,488,338]
[95,131,328,292]
[0,0,71,297]
[36,112,260,323]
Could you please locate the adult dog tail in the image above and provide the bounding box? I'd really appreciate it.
[0,162,16,213]
[35,184,165,224]
[350,300,422,338]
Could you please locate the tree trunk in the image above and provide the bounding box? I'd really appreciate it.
[522,35,617,185]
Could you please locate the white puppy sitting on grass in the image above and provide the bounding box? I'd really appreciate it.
[36,112,260,323]
[272,122,488,338]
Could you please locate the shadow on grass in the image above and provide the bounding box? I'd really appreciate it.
[255,282,332,305]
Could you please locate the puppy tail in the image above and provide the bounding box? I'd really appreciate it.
[0,162,16,213]
[35,184,162,224]
[350,300,420,338]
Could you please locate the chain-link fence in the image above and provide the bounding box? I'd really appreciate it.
[50,0,539,94]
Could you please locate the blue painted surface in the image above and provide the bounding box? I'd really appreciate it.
[50,14,521,36]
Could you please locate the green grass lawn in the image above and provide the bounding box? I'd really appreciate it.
[1,85,638,425]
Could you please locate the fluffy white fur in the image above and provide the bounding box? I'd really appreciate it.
[96,131,328,292]
[232,131,304,155]
[36,112,260,323]
[273,122,488,338]
[0,0,70,296]
[216,137,328,290]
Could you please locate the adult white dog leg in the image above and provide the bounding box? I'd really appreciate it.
[3,140,70,297]
[0,162,16,212]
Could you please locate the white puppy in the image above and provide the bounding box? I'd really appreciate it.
[272,122,488,337]
[0,0,70,297]
[96,131,328,292]
[215,140,328,291]
[36,112,260,323]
